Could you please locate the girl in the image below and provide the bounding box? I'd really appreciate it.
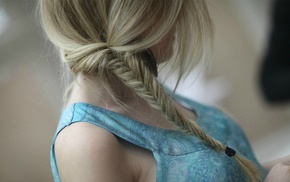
[39,0,280,181]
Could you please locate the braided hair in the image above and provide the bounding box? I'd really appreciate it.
[39,0,263,181]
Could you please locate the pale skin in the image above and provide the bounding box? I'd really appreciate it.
[263,156,290,182]
[264,163,290,182]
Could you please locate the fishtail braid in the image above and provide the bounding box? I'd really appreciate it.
[108,54,263,182]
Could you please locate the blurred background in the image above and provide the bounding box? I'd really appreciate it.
[0,0,289,181]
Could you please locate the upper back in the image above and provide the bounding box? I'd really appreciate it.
[50,94,265,182]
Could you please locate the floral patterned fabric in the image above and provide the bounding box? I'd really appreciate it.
[50,92,266,182]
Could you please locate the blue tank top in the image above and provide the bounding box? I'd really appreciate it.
[50,92,266,182]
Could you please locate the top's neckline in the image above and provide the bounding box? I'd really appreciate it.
[64,95,201,134]
[59,97,209,156]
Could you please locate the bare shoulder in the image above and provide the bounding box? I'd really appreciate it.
[55,122,132,182]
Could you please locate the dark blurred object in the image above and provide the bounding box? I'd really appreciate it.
[260,0,290,103]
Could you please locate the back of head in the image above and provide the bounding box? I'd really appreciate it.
[39,1,262,181]
[39,0,213,79]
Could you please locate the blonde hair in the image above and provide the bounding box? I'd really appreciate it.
[39,0,262,181]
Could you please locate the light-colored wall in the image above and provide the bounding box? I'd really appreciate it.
[0,0,289,181]
[0,1,61,181]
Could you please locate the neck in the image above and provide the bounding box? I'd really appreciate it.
[66,74,144,110]
[66,73,188,131]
